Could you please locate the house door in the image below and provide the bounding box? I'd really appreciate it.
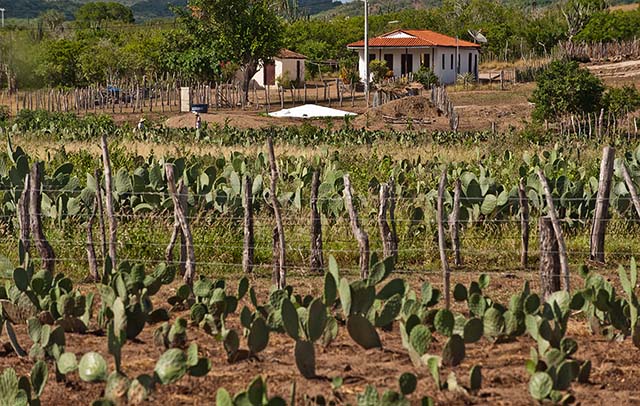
[264,62,276,86]
[401,54,413,75]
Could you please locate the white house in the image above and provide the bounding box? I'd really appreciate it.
[347,29,481,85]
[250,49,307,88]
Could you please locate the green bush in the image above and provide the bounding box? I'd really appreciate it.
[530,60,604,121]
[602,85,640,116]
[369,59,391,85]
[0,105,9,123]
[413,65,440,88]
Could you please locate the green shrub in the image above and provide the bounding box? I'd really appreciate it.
[413,65,440,88]
[369,59,391,85]
[530,60,604,121]
[602,85,640,116]
[0,105,9,123]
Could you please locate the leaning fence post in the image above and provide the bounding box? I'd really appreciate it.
[537,169,570,292]
[343,174,370,279]
[621,162,640,218]
[101,134,117,270]
[310,169,323,273]
[165,164,196,285]
[243,175,254,274]
[29,162,55,272]
[518,178,530,268]
[450,179,462,267]
[268,137,286,289]
[437,169,451,309]
[589,146,615,263]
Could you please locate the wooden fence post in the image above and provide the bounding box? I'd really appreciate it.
[343,174,370,279]
[165,183,188,275]
[310,169,323,273]
[518,178,530,269]
[450,179,462,267]
[437,169,451,309]
[94,169,106,260]
[165,164,196,285]
[388,177,398,259]
[243,175,254,274]
[378,183,391,259]
[101,134,117,271]
[621,162,640,218]
[590,146,615,263]
[268,137,286,289]
[539,216,561,300]
[17,174,30,263]
[29,162,55,272]
[86,197,99,281]
[537,169,570,292]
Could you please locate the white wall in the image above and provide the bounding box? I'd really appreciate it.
[357,47,479,85]
[251,58,306,88]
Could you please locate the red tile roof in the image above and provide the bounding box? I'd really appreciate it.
[278,49,307,59]
[347,29,481,49]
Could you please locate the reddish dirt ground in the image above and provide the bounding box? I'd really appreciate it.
[1,269,639,405]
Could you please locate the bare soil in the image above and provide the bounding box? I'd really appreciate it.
[351,96,451,131]
[1,269,639,405]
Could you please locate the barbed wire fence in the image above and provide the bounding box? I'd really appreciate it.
[4,143,640,304]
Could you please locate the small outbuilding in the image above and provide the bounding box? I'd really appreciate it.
[347,29,481,85]
[251,49,307,88]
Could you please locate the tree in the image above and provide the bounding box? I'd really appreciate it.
[35,39,84,87]
[186,0,283,101]
[530,60,604,121]
[75,2,135,29]
[39,10,66,36]
[561,0,608,40]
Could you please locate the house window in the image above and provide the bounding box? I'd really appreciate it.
[383,54,394,71]
[468,53,472,73]
[442,54,445,70]
[423,54,431,69]
[368,54,376,63]
[401,53,413,75]
[450,54,453,70]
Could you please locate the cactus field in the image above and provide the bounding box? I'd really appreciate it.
[1,119,640,405]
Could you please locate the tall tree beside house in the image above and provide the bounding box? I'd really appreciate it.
[186,0,283,101]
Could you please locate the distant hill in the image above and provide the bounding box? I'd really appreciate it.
[298,0,341,15]
[0,0,186,21]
